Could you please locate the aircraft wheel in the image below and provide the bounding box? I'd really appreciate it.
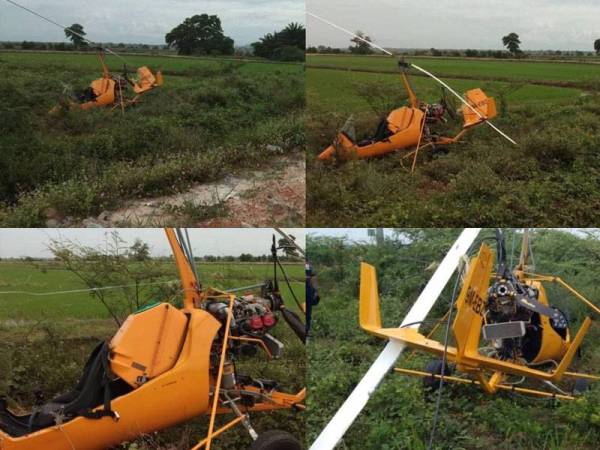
[249,430,302,450]
[423,359,453,392]
[573,378,589,395]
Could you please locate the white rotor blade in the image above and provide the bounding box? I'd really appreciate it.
[410,64,517,146]
[307,11,393,56]
[309,228,481,450]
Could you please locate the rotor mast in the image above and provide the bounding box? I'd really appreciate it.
[516,228,531,272]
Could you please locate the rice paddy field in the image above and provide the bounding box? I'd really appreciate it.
[307,54,600,87]
[0,260,305,449]
[0,51,305,227]
[306,54,600,227]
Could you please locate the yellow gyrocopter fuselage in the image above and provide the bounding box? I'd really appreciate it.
[318,66,496,169]
[0,229,305,450]
[55,52,163,113]
[359,232,600,400]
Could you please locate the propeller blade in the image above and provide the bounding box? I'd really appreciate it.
[281,307,306,343]
[309,228,481,450]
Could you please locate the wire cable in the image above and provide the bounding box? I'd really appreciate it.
[4,0,129,65]
[427,265,464,450]
[0,279,177,297]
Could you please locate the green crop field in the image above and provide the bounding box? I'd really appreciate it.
[306,54,600,227]
[307,229,600,450]
[0,260,304,320]
[307,54,600,87]
[0,51,304,226]
[0,259,305,449]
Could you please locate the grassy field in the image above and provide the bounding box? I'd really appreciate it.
[307,229,600,450]
[306,54,600,227]
[0,260,304,319]
[0,51,304,226]
[307,54,600,87]
[0,260,305,449]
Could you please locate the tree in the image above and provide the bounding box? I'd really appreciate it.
[239,253,254,262]
[349,31,374,55]
[48,232,167,325]
[128,239,150,261]
[252,22,305,60]
[502,32,522,56]
[595,39,600,55]
[64,24,87,48]
[278,236,301,259]
[165,14,234,56]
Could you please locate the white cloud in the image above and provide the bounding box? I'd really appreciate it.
[0,228,306,258]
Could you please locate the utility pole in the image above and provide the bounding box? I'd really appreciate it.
[367,228,385,246]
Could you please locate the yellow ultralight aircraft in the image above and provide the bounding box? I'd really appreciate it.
[55,51,163,113]
[318,61,497,170]
[0,228,305,450]
[360,229,600,400]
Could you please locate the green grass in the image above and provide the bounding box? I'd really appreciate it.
[308,68,581,114]
[0,259,305,450]
[307,54,600,86]
[0,260,303,320]
[0,51,304,226]
[1,51,302,75]
[307,229,600,450]
[306,55,600,227]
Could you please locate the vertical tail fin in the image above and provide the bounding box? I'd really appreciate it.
[359,263,382,333]
[462,88,497,128]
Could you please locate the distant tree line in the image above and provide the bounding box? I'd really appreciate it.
[0,41,168,52]
[307,46,598,59]
[307,31,599,59]
[2,254,302,263]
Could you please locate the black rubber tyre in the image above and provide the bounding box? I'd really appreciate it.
[249,430,302,450]
[573,378,589,395]
[423,359,453,392]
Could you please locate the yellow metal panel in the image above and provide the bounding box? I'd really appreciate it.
[359,263,382,333]
[462,88,497,128]
[0,309,220,450]
[452,243,493,361]
[528,282,569,363]
[110,303,188,387]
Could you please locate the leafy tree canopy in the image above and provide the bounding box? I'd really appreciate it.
[594,38,600,55]
[64,23,87,48]
[349,31,374,55]
[502,32,522,56]
[165,14,234,56]
[252,22,305,61]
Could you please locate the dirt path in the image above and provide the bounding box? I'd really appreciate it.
[80,155,305,227]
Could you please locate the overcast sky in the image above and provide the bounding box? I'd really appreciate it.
[0,228,305,258]
[0,0,303,45]
[307,0,600,51]
[310,229,595,243]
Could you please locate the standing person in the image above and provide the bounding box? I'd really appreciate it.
[306,261,320,336]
